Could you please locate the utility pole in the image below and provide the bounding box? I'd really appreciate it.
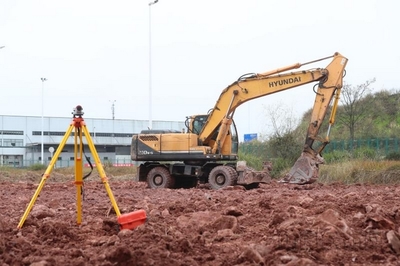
[148,0,159,129]
[40,78,47,164]
[110,100,116,120]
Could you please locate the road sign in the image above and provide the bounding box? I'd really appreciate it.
[244,133,257,142]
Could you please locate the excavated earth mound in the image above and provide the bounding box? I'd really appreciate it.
[1,178,400,265]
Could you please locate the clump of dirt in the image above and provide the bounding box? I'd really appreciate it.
[1,178,400,265]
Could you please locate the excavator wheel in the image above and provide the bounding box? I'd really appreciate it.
[147,166,175,189]
[208,165,238,190]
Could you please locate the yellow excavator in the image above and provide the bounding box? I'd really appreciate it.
[131,52,348,189]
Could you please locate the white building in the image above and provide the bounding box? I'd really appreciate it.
[0,115,184,167]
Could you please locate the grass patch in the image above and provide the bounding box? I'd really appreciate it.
[0,165,136,183]
[4,160,400,185]
[319,160,400,184]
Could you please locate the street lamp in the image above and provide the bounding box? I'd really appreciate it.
[148,0,159,129]
[110,100,116,120]
[40,77,47,164]
[0,46,5,165]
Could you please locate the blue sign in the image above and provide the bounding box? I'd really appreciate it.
[244,133,257,142]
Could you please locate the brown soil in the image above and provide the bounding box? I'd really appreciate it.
[1,176,400,265]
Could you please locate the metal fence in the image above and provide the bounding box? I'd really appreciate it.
[323,138,400,155]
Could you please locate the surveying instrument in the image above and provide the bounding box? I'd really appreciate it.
[17,105,146,230]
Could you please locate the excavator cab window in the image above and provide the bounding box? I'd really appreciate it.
[192,115,209,135]
[230,120,239,154]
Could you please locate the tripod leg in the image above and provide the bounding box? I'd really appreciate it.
[79,119,146,230]
[74,125,84,224]
[18,125,75,229]
[81,124,122,216]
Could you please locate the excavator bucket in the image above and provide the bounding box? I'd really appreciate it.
[279,152,325,184]
[236,161,272,185]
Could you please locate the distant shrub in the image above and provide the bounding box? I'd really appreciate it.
[238,151,264,171]
[29,163,47,171]
[353,147,378,160]
[385,152,400,161]
[270,157,292,178]
[323,150,352,163]
[103,160,113,169]
[267,133,301,163]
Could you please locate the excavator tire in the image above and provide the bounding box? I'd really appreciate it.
[147,166,175,189]
[208,165,238,190]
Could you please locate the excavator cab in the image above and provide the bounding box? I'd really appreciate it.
[186,114,239,155]
[186,115,208,135]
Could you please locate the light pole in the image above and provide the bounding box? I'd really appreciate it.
[110,100,116,145]
[110,100,116,120]
[0,46,4,165]
[40,77,47,164]
[149,0,158,129]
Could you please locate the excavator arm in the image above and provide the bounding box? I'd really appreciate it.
[199,52,348,184]
[281,53,348,184]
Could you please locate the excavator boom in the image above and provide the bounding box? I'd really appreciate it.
[199,52,348,184]
[281,53,348,184]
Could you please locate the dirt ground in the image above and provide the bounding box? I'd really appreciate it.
[1,174,400,266]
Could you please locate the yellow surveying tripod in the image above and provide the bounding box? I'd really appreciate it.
[18,105,146,230]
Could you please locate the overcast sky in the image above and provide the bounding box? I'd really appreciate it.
[0,0,399,140]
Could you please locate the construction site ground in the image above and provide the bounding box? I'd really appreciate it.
[1,172,400,265]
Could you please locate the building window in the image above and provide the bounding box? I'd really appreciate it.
[32,131,133,138]
[106,146,115,152]
[3,139,23,147]
[114,133,133,137]
[33,131,74,136]
[50,131,69,136]
[0,130,23,135]
[95,133,112,137]
[47,157,61,160]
